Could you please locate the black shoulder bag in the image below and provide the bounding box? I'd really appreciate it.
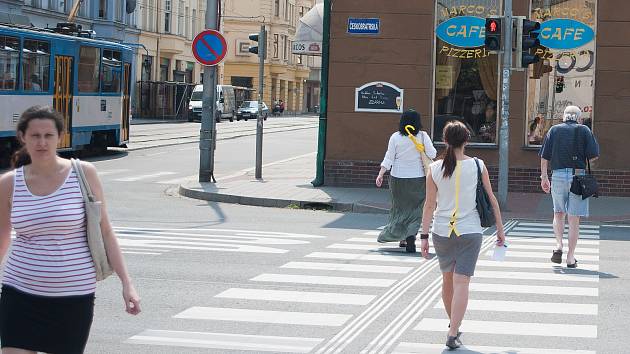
[569,125,599,200]
[474,158,496,227]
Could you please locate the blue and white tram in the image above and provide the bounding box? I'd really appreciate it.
[0,24,134,164]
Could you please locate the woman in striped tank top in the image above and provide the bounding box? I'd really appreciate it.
[0,106,141,354]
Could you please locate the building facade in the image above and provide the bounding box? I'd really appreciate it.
[323,0,630,196]
[221,0,316,112]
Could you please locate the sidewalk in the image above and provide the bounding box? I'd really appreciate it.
[179,153,630,223]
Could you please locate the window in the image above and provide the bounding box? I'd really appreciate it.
[99,0,107,18]
[22,40,50,92]
[284,0,289,20]
[115,0,123,21]
[160,57,169,82]
[275,0,280,17]
[525,0,597,145]
[141,55,152,81]
[282,35,288,60]
[273,34,279,58]
[192,9,197,37]
[178,1,184,36]
[432,1,500,144]
[78,46,100,92]
[0,36,19,91]
[164,0,172,33]
[101,49,122,93]
[185,7,190,39]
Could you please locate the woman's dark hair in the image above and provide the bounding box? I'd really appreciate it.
[441,121,470,178]
[398,109,423,136]
[11,106,64,168]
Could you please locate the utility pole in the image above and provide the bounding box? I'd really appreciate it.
[498,0,512,209]
[199,0,218,182]
[255,25,266,179]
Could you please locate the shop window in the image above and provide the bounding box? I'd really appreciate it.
[525,0,597,146]
[22,39,50,92]
[78,46,100,93]
[432,1,500,144]
[101,49,122,93]
[0,36,20,91]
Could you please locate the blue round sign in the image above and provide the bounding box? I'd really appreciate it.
[192,30,228,66]
[436,16,486,48]
[538,19,595,50]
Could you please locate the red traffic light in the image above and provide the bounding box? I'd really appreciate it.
[489,20,498,32]
[486,18,501,33]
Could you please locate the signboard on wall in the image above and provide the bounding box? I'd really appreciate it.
[348,18,380,35]
[355,82,404,113]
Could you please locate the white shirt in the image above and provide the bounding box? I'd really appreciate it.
[430,158,485,237]
[381,131,437,178]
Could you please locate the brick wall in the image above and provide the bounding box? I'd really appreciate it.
[324,160,630,196]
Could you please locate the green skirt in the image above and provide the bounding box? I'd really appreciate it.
[378,176,426,243]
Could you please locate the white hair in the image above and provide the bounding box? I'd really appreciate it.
[563,105,582,122]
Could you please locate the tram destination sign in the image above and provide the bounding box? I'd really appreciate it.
[355,82,404,113]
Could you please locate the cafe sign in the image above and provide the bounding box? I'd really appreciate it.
[436,16,594,50]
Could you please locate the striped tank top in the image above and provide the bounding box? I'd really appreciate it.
[3,166,96,297]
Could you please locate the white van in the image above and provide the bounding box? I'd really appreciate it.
[188,85,236,122]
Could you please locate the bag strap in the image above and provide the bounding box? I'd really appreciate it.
[71,158,95,202]
[448,161,462,237]
[570,123,581,173]
[474,157,482,187]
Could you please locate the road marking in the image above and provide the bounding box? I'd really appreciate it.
[434,299,597,315]
[114,172,177,182]
[305,252,425,263]
[501,237,600,246]
[116,232,309,245]
[281,261,412,274]
[173,307,352,326]
[363,231,381,236]
[126,330,323,353]
[469,282,598,296]
[414,318,597,338]
[121,251,162,255]
[504,244,599,253]
[475,270,599,282]
[393,342,596,354]
[476,259,599,271]
[251,273,397,287]
[512,227,599,235]
[517,222,600,230]
[116,238,288,254]
[113,227,325,239]
[507,231,599,239]
[485,250,599,261]
[327,243,400,251]
[346,237,380,243]
[215,152,317,182]
[215,288,375,305]
[155,176,197,185]
[97,169,130,176]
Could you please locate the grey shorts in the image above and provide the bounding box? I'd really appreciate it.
[432,232,483,277]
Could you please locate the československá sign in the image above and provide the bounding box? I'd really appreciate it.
[348,18,380,35]
[355,82,404,113]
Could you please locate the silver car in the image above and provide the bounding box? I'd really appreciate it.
[236,101,269,121]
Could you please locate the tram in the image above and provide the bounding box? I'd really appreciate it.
[0,22,134,165]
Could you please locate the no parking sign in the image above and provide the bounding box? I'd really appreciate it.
[192,30,228,66]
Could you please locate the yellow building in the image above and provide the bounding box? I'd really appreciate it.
[220,0,316,112]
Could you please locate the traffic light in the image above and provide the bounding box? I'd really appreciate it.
[248,30,266,58]
[517,18,541,68]
[485,17,503,52]
[555,76,565,93]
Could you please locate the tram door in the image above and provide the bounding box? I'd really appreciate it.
[121,63,131,143]
[53,56,73,149]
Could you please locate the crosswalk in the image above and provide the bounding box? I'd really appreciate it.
[125,221,602,353]
[392,221,600,354]
[96,168,195,185]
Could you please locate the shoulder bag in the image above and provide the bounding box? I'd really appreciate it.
[568,126,599,200]
[474,158,496,227]
[405,126,434,176]
[71,158,114,281]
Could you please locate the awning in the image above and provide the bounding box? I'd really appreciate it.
[292,3,323,55]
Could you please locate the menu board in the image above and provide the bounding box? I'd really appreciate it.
[355,82,404,113]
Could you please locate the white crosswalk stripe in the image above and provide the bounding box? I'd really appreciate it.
[215,288,376,305]
[173,307,352,326]
[406,221,600,353]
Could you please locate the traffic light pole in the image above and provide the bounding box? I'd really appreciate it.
[199,0,218,183]
[255,25,266,179]
[498,0,512,209]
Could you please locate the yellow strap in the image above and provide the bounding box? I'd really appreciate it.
[448,161,461,237]
[404,125,425,153]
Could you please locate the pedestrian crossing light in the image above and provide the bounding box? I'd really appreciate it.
[248,30,266,59]
[555,76,565,93]
[517,18,542,68]
[484,17,503,53]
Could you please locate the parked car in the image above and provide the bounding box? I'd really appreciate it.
[236,101,269,121]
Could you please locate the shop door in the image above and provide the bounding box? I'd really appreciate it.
[53,56,73,149]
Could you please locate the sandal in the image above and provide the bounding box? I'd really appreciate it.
[567,259,578,268]
[551,249,562,264]
[446,335,461,349]
[405,235,416,253]
[399,240,406,247]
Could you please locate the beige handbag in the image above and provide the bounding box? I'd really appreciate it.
[404,126,434,176]
[71,158,114,281]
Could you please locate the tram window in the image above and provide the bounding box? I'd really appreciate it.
[22,40,50,92]
[78,46,100,92]
[101,49,122,93]
[0,36,20,91]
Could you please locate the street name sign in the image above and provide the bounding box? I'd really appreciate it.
[347,18,380,35]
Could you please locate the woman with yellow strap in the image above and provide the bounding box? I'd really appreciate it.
[420,121,505,350]
[376,110,437,253]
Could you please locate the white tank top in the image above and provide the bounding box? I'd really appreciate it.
[4,166,96,297]
[430,158,484,237]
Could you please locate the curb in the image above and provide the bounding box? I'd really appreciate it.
[178,185,389,214]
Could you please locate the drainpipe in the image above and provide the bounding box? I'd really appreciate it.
[311,0,330,187]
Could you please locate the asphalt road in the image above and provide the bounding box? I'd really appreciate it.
[3,117,629,353]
